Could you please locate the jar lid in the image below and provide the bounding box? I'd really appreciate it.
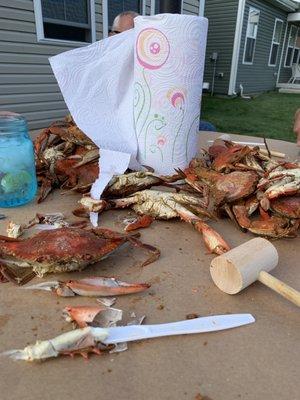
[0,112,27,133]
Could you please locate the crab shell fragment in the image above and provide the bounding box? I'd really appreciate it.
[63,305,123,328]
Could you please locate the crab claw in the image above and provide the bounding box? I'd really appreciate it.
[2,327,108,361]
[23,277,151,297]
[170,201,230,255]
[194,221,231,255]
[124,215,154,232]
[66,277,151,297]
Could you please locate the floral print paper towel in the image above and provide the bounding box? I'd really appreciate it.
[50,14,208,208]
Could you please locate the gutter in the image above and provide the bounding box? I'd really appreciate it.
[272,0,297,12]
[228,0,246,95]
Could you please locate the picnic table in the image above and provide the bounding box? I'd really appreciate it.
[0,132,299,400]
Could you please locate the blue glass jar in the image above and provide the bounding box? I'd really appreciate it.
[0,112,37,207]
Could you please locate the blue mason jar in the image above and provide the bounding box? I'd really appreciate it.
[0,112,37,207]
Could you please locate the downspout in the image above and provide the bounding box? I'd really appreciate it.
[228,0,246,95]
[276,21,289,86]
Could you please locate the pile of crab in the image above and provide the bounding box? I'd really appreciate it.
[34,115,99,203]
[75,138,300,251]
[34,115,299,252]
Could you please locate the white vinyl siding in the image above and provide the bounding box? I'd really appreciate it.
[243,7,260,64]
[268,18,283,66]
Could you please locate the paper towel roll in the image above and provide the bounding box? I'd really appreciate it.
[50,14,208,212]
[134,14,208,174]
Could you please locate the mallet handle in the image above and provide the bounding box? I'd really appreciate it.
[258,271,300,307]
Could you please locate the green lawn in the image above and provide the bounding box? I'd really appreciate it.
[201,92,299,142]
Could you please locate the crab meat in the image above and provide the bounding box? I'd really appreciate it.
[24,276,151,297]
[6,222,24,239]
[0,227,160,282]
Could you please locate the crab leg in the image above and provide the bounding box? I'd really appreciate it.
[23,277,151,297]
[91,227,160,267]
[3,327,109,361]
[166,201,230,255]
[193,221,231,255]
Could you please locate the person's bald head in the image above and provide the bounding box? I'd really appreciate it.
[111,11,139,35]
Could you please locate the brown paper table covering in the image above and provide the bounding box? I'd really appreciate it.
[0,132,299,400]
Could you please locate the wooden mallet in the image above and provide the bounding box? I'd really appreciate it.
[210,237,300,307]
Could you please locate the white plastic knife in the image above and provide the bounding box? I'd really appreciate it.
[102,314,255,344]
[3,314,255,361]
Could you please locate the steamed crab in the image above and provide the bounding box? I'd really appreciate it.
[232,204,299,238]
[78,190,230,255]
[35,116,181,203]
[34,116,100,202]
[0,227,160,284]
[180,164,259,206]
[73,171,180,218]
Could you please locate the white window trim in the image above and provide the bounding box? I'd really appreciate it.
[242,6,260,65]
[284,25,299,68]
[199,0,206,17]
[228,0,246,95]
[33,0,96,45]
[103,0,147,38]
[102,0,108,38]
[150,0,156,15]
[268,18,283,67]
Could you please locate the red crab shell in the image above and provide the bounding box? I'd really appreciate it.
[0,227,160,279]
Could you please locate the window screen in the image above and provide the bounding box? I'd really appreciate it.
[243,8,260,64]
[285,26,299,67]
[268,19,283,66]
[108,0,142,29]
[41,0,91,42]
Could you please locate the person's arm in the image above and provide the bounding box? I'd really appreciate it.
[294,108,300,146]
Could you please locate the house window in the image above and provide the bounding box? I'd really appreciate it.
[285,25,298,67]
[108,0,143,31]
[34,0,95,43]
[292,31,300,64]
[268,19,283,66]
[243,7,260,64]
